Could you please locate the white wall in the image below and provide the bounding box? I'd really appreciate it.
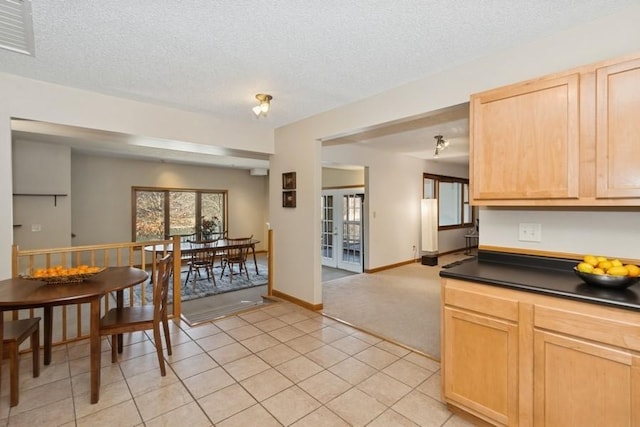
[71,153,269,250]
[323,144,422,268]
[480,208,640,260]
[12,140,72,249]
[322,167,364,188]
[271,4,640,304]
[270,126,322,304]
[0,117,13,276]
[1,74,273,154]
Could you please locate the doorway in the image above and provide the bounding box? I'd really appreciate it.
[321,188,364,273]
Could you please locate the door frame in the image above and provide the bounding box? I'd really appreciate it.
[321,187,364,273]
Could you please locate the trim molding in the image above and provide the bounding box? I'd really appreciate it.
[479,245,585,260]
[322,184,364,190]
[366,247,468,273]
[271,289,323,311]
[479,245,640,264]
[365,259,416,273]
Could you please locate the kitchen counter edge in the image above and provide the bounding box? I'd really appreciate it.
[439,251,640,311]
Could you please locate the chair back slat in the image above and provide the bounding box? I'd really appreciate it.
[154,254,173,320]
[224,236,252,262]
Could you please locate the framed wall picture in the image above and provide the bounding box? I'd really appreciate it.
[282,191,296,208]
[282,172,296,189]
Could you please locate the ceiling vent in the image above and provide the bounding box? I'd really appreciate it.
[0,0,35,56]
[250,168,268,176]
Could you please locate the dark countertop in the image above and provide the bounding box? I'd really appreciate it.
[439,251,640,311]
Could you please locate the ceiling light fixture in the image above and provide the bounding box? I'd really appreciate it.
[433,135,449,158]
[252,93,272,117]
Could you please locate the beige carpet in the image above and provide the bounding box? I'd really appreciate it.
[322,252,472,360]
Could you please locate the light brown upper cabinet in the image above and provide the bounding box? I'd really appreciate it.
[596,58,640,199]
[470,53,640,206]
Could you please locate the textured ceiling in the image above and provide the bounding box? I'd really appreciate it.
[1,1,636,167]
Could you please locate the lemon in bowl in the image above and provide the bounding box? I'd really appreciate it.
[573,267,640,289]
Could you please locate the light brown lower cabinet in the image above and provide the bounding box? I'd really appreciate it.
[533,330,640,426]
[443,307,518,426]
[442,278,640,427]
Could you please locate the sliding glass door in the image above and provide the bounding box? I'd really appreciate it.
[133,187,227,241]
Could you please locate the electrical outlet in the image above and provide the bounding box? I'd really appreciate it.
[518,223,541,242]
[31,224,42,232]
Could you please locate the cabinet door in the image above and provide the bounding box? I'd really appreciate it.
[471,74,580,202]
[534,330,640,427]
[443,307,518,426]
[596,58,640,198]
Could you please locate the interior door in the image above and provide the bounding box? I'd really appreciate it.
[338,193,363,272]
[321,194,337,267]
[321,189,364,273]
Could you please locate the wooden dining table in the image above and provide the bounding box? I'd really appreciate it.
[0,266,148,404]
[145,238,261,274]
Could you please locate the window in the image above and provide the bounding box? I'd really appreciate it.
[423,173,472,230]
[133,187,227,241]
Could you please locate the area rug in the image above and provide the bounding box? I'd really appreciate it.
[128,265,268,305]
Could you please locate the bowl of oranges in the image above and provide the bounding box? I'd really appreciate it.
[574,255,640,289]
[25,265,105,284]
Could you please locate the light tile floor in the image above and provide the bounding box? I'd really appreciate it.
[0,300,476,426]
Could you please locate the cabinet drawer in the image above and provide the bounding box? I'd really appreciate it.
[444,283,519,322]
[534,304,640,352]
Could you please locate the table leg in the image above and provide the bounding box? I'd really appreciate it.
[44,306,53,365]
[252,244,258,274]
[90,298,101,404]
[0,310,4,393]
[116,290,124,353]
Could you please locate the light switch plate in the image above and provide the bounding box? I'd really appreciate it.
[518,223,541,242]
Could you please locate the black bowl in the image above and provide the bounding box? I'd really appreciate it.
[574,268,639,289]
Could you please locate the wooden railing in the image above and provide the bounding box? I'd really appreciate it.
[10,236,183,348]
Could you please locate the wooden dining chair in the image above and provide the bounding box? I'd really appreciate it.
[184,240,217,289]
[176,232,197,268]
[3,316,41,407]
[100,254,173,375]
[220,236,252,283]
